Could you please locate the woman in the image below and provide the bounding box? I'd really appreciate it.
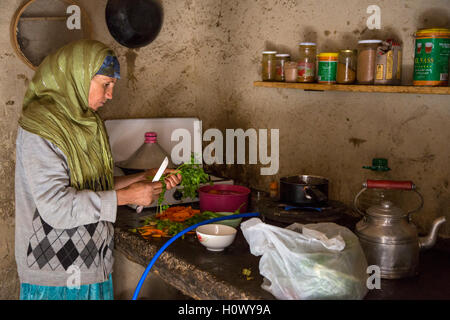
[15,39,181,300]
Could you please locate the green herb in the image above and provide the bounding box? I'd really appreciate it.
[148,153,211,213]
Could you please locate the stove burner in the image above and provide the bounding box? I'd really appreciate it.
[258,198,358,230]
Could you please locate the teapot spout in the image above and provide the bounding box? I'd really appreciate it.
[419,216,446,250]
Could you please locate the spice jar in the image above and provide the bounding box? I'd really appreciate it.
[297,42,316,82]
[375,39,402,85]
[275,54,290,81]
[357,40,382,84]
[413,28,450,86]
[261,51,277,81]
[284,61,298,82]
[337,49,357,84]
[317,53,338,83]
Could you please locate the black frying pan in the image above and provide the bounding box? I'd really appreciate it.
[105,0,163,48]
[279,175,329,206]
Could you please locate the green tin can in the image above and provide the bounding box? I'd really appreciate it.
[318,53,338,83]
[413,28,450,86]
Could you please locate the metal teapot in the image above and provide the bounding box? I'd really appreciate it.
[354,180,446,279]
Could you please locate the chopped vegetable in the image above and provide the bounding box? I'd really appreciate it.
[242,268,253,280]
[135,206,222,239]
[242,268,252,276]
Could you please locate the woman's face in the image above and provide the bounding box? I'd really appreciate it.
[88,75,117,111]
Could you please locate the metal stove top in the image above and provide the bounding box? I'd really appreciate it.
[254,196,359,231]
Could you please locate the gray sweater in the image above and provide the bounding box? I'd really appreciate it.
[15,127,117,286]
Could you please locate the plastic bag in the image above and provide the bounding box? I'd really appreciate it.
[241,218,368,300]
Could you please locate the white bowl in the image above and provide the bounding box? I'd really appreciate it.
[196,224,237,252]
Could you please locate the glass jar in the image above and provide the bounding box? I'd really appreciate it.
[317,52,338,83]
[337,49,357,84]
[275,54,290,81]
[284,61,298,82]
[261,51,277,81]
[357,40,382,84]
[297,42,316,82]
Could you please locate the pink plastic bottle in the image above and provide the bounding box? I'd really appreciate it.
[116,132,174,170]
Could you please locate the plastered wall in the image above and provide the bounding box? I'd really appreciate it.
[0,0,449,299]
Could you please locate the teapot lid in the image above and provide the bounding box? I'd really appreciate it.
[366,200,406,218]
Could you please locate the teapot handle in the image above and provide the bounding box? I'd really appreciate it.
[354,180,424,217]
[365,180,415,190]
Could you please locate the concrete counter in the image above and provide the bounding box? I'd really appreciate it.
[114,198,450,300]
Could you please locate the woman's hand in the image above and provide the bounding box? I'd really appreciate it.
[141,168,182,190]
[116,181,163,206]
[163,169,182,190]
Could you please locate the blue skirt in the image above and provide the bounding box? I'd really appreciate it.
[20,274,114,300]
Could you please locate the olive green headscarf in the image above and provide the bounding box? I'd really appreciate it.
[18,39,118,191]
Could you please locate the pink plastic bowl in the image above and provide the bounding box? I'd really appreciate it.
[199,185,251,213]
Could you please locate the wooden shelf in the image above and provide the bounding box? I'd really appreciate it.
[254,81,450,95]
[20,16,68,21]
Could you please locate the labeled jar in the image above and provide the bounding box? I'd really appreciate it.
[337,49,357,84]
[317,52,338,83]
[284,61,298,82]
[261,51,277,81]
[357,40,382,84]
[413,28,450,86]
[297,42,316,82]
[275,54,291,81]
[375,39,402,85]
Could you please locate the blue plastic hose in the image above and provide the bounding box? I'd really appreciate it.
[131,212,260,300]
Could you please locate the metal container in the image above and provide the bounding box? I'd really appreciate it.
[354,180,446,279]
[279,175,328,205]
[413,28,450,86]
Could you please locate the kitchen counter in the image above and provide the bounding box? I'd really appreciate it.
[114,193,450,300]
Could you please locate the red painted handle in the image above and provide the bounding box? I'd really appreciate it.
[366,180,415,190]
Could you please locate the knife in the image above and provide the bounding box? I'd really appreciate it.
[136,156,169,213]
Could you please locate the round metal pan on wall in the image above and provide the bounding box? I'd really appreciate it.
[279,175,329,206]
[105,0,163,48]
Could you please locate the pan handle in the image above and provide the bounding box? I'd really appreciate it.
[303,186,327,203]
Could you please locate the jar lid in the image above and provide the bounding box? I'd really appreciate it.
[339,49,356,53]
[299,42,316,46]
[358,40,382,44]
[276,53,290,57]
[415,28,450,38]
[262,51,277,54]
[318,52,339,58]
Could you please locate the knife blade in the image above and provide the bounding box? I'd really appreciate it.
[136,156,169,213]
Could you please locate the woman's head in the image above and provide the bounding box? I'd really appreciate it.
[89,52,120,111]
[89,75,117,111]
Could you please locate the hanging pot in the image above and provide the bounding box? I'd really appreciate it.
[279,175,329,205]
[105,0,163,48]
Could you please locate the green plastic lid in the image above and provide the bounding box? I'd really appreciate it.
[363,158,391,171]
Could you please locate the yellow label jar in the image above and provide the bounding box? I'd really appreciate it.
[413,28,450,86]
[317,53,338,83]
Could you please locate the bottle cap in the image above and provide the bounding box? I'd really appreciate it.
[145,132,157,143]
